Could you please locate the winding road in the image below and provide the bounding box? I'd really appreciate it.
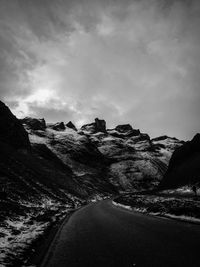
[41,200,200,267]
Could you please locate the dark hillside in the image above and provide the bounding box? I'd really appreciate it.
[159,134,200,189]
[0,101,30,150]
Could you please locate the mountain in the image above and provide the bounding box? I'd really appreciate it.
[0,100,183,266]
[159,133,200,189]
[0,101,185,199]
[19,115,183,192]
[0,101,84,266]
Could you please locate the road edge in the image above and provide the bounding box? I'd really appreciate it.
[112,198,200,226]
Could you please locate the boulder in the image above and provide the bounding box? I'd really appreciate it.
[0,101,30,149]
[66,121,77,131]
[21,117,46,131]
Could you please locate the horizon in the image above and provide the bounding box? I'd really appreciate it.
[3,99,190,141]
[0,0,200,140]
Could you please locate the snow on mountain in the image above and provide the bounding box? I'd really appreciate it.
[23,117,183,193]
[0,101,184,266]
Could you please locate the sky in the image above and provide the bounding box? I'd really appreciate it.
[0,0,200,140]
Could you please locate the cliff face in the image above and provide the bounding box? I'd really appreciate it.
[0,102,81,202]
[159,134,200,189]
[0,101,30,150]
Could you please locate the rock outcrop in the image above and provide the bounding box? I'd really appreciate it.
[81,118,106,134]
[115,124,133,132]
[0,101,30,149]
[94,118,106,133]
[152,135,178,142]
[21,117,46,131]
[48,122,65,131]
[66,121,77,131]
[108,124,140,138]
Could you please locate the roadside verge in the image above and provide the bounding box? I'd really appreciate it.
[112,194,200,225]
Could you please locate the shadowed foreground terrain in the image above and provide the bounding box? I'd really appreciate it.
[41,200,200,267]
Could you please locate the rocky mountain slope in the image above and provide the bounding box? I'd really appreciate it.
[160,133,200,189]
[21,115,183,193]
[0,100,183,266]
[0,101,83,266]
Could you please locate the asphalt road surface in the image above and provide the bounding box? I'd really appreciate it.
[41,200,200,267]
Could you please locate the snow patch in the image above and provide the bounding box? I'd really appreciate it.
[164,214,200,224]
[161,186,198,196]
[0,215,49,267]
[112,200,132,211]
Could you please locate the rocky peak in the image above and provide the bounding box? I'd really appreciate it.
[48,122,65,131]
[0,101,30,149]
[116,124,140,136]
[21,117,46,131]
[81,118,106,134]
[190,133,200,150]
[108,124,140,138]
[66,121,77,131]
[94,118,106,133]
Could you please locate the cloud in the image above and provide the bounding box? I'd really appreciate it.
[0,0,200,139]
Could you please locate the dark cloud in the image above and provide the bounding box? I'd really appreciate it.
[0,0,200,139]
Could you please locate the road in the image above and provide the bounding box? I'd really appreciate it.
[41,200,200,267]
